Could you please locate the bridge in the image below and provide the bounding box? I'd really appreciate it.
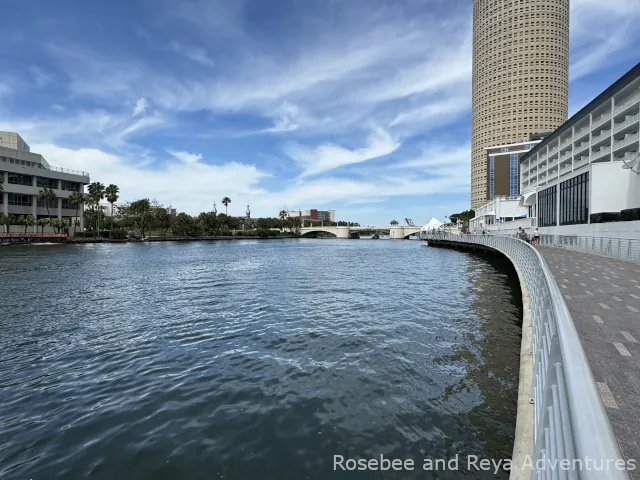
[298,225,422,239]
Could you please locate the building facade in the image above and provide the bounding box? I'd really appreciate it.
[485,139,541,200]
[286,209,336,222]
[471,0,570,207]
[470,195,529,232]
[0,132,90,232]
[520,62,640,229]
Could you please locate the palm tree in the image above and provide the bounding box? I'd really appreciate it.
[50,218,64,234]
[222,197,231,215]
[105,184,119,239]
[0,175,3,194]
[22,215,35,234]
[390,220,399,226]
[87,182,106,232]
[37,218,50,234]
[39,188,57,219]
[68,191,85,235]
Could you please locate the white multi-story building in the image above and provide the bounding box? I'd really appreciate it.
[470,195,529,232]
[520,62,640,230]
[0,132,90,233]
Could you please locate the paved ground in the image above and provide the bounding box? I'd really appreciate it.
[539,246,640,474]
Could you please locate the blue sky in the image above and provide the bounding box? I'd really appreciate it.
[1,0,639,225]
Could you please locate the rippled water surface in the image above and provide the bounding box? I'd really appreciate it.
[0,239,522,479]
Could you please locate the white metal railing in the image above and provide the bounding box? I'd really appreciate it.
[574,142,589,156]
[591,129,611,144]
[591,113,611,131]
[45,165,89,177]
[540,235,640,263]
[574,126,589,139]
[614,90,640,116]
[613,114,639,134]
[559,150,571,162]
[422,233,628,479]
[613,132,639,152]
[592,145,612,162]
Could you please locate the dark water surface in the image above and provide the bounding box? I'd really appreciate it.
[0,239,522,479]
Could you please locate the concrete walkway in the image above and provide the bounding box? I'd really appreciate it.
[539,246,640,474]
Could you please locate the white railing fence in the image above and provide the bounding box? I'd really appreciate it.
[540,235,640,264]
[422,233,628,480]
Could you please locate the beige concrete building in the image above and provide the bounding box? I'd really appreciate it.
[471,0,570,208]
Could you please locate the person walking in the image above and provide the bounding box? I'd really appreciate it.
[533,227,540,246]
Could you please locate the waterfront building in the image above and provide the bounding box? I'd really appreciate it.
[0,131,90,233]
[520,61,640,231]
[471,0,569,208]
[285,209,336,223]
[469,195,529,232]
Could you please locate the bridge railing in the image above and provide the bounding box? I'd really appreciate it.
[423,233,627,479]
[539,235,640,264]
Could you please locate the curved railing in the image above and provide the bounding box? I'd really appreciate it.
[422,233,628,479]
[539,235,640,264]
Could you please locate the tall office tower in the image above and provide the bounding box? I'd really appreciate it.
[471,0,570,208]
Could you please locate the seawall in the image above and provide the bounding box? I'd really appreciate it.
[427,238,534,480]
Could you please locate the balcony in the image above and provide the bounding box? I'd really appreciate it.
[559,162,572,176]
[591,113,611,132]
[613,90,640,116]
[592,145,612,162]
[613,131,639,152]
[574,125,590,140]
[613,113,640,134]
[559,137,572,150]
[574,141,589,157]
[574,156,589,170]
[591,129,611,146]
[558,150,571,163]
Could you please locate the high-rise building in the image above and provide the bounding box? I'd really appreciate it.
[471,0,570,208]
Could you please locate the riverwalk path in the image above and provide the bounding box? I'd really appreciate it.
[539,246,640,474]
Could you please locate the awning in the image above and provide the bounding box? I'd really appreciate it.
[519,190,537,206]
[484,211,496,216]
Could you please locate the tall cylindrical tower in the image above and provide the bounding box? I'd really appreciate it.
[471,0,570,208]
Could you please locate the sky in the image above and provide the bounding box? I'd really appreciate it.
[1,0,639,226]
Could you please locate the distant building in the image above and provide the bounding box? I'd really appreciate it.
[1,131,90,233]
[286,209,336,222]
[485,138,542,201]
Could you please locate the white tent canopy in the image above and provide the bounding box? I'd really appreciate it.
[421,217,444,232]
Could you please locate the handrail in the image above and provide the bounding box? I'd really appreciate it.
[539,235,640,263]
[421,233,629,479]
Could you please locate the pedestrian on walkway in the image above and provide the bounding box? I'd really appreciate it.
[533,228,540,245]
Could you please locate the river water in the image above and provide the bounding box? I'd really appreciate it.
[0,239,522,479]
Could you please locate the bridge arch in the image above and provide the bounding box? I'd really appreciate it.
[300,229,338,238]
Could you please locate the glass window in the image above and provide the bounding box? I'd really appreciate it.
[37,177,58,189]
[8,173,33,186]
[559,172,589,226]
[489,156,495,200]
[8,193,33,206]
[510,153,519,197]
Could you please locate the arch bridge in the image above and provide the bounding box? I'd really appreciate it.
[298,225,421,239]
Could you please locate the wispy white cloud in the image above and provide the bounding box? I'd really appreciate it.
[170,41,215,67]
[284,127,400,177]
[570,0,640,80]
[167,149,203,164]
[30,66,52,88]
